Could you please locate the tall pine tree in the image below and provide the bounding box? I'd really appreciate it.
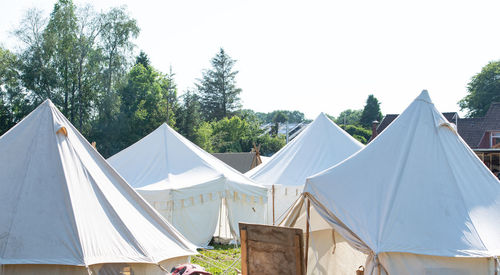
[177,90,202,141]
[360,94,382,128]
[197,48,242,121]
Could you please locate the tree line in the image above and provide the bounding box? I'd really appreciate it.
[0,0,289,157]
[2,0,495,159]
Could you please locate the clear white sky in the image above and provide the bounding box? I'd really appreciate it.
[1,0,500,119]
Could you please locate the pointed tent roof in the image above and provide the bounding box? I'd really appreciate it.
[107,123,266,197]
[305,90,500,257]
[246,112,363,186]
[0,100,197,266]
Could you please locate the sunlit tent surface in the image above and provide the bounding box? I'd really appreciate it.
[108,123,267,247]
[282,91,500,275]
[0,100,197,275]
[246,113,363,224]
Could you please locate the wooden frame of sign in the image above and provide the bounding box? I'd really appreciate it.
[239,222,305,275]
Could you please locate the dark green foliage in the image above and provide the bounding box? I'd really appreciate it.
[255,134,286,156]
[256,110,305,124]
[332,109,363,125]
[92,62,177,157]
[459,61,500,117]
[360,94,382,128]
[271,111,288,136]
[0,47,32,135]
[135,50,150,68]
[197,48,242,121]
[177,90,202,142]
[339,124,371,144]
[192,115,285,155]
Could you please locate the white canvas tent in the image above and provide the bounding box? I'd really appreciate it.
[0,100,197,275]
[108,123,267,247]
[282,90,500,275]
[246,113,363,224]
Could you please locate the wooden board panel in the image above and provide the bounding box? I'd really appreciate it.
[239,223,304,275]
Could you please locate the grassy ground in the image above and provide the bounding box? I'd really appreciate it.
[192,244,241,275]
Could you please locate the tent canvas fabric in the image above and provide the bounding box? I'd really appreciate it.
[245,113,363,224]
[281,196,367,275]
[107,123,268,247]
[282,91,500,275]
[0,100,197,274]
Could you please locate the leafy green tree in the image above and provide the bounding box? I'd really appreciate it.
[6,1,143,156]
[0,47,32,135]
[271,111,288,136]
[255,134,286,156]
[236,109,260,123]
[197,48,242,121]
[14,8,54,107]
[43,0,79,117]
[89,6,140,156]
[177,90,202,141]
[195,121,214,152]
[98,6,139,121]
[112,63,174,153]
[211,116,273,153]
[284,110,304,123]
[360,94,382,128]
[210,116,250,152]
[74,4,104,130]
[333,109,362,125]
[256,110,305,124]
[163,66,178,126]
[192,115,286,155]
[459,61,500,117]
[339,124,371,144]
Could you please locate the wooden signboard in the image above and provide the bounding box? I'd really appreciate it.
[239,223,305,275]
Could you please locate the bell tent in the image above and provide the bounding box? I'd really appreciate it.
[108,123,268,247]
[0,100,197,275]
[246,112,363,224]
[282,90,500,274]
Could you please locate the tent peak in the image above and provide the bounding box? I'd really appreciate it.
[318,112,328,118]
[314,112,331,123]
[157,123,173,132]
[415,89,432,104]
[41,98,55,107]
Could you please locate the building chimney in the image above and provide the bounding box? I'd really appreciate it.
[371,120,379,141]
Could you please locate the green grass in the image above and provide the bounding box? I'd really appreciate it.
[192,244,241,275]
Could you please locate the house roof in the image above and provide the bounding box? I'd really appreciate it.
[212,152,257,173]
[482,102,500,131]
[457,117,484,147]
[376,114,398,134]
[442,112,458,123]
[376,103,500,149]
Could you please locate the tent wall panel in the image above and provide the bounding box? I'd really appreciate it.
[306,229,367,275]
[378,253,494,275]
